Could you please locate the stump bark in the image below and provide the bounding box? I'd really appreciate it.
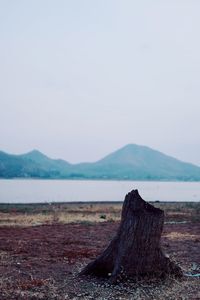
[80,190,182,283]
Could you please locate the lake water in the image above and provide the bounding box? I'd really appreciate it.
[0,180,200,203]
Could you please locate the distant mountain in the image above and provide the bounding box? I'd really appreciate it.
[82,144,200,180]
[0,144,200,181]
[0,150,72,179]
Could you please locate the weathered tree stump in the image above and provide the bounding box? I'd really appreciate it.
[80,190,182,283]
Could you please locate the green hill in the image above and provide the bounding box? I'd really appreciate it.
[83,144,200,180]
[0,144,200,181]
[0,150,72,178]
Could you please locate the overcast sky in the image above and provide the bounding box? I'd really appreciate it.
[0,0,200,165]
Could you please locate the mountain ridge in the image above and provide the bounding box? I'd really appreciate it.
[0,144,200,181]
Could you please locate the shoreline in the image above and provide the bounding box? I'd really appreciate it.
[0,200,199,206]
[1,178,200,182]
[0,200,199,207]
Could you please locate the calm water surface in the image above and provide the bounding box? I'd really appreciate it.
[0,180,199,203]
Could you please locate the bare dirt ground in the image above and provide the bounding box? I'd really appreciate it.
[0,202,199,300]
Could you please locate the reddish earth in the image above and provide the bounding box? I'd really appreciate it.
[0,221,200,299]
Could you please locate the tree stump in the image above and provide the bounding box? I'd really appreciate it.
[80,190,182,283]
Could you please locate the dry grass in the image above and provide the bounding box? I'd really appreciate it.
[0,212,53,226]
[0,202,122,227]
[0,210,120,227]
[164,232,198,240]
[0,201,199,227]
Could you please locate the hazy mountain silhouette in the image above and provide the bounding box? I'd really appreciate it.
[0,149,72,178]
[0,144,200,181]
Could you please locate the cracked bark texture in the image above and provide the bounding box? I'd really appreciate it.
[80,190,182,283]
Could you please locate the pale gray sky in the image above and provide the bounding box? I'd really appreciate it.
[0,0,200,165]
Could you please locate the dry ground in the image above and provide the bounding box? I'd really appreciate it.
[0,202,199,300]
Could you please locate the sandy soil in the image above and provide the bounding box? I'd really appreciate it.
[0,203,199,299]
